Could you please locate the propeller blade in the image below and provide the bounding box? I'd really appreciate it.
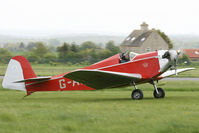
[175,50,181,75]
[175,59,178,75]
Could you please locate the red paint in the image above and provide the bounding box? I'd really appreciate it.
[83,54,120,69]
[99,51,159,79]
[13,56,37,79]
[26,77,95,93]
[100,57,159,79]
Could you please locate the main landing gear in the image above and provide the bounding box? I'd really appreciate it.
[131,80,165,100]
[151,80,165,98]
[131,81,143,100]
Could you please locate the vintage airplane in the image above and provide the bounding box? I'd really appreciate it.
[2,50,195,100]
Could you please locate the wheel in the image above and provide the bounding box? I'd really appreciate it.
[153,88,165,98]
[131,89,143,100]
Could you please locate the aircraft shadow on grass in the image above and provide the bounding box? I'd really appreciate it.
[23,95,166,103]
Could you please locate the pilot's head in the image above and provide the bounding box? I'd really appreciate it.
[124,53,129,61]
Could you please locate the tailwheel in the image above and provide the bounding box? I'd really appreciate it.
[153,88,165,98]
[131,89,143,100]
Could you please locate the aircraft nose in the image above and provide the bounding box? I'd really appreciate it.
[162,50,181,64]
[161,50,181,75]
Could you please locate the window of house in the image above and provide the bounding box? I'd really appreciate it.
[141,37,145,42]
[126,37,131,41]
[131,37,136,41]
[195,51,199,55]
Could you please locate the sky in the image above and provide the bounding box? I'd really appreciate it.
[0,0,198,36]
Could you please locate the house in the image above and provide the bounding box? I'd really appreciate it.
[120,22,169,53]
[182,49,199,61]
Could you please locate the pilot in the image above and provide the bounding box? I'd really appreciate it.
[120,52,130,63]
[124,53,130,61]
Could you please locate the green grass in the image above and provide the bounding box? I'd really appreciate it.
[0,79,199,133]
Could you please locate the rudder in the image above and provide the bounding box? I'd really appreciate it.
[2,56,36,91]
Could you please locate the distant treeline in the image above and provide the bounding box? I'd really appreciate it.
[0,40,194,66]
[0,41,120,65]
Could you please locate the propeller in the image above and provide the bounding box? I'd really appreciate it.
[174,50,181,75]
[162,50,181,75]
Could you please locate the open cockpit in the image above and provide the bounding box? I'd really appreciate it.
[120,52,138,63]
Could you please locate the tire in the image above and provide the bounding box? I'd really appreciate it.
[131,89,143,100]
[153,88,165,98]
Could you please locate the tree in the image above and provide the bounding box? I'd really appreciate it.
[80,41,97,50]
[178,53,191,65]
[56,42,72,62]
[96,49,112,59]
[26,42,37,51]
[57,42,71,58]
[105,40,120,54]
[31,42,49,58]
[79,48,93,60]
[0,48,12,63]
[44,53,57,63]
[19,42,25,49]
[71,42,79,52]
[27,54,40,63]
[157,29,173,49]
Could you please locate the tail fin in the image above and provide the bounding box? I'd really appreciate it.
[2,56,36,91]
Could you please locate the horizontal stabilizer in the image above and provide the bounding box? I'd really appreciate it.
[14,76,51,83]
[64,69,141,89]
[159,68,195,78]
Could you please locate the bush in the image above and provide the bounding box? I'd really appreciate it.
[80,61,91,66]
[178,53,191,65]
[0,48,12,64]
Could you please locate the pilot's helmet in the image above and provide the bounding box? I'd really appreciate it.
[124,52,129,60]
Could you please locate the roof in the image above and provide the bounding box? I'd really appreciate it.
[121,30,153,47]
[183,49,199,58]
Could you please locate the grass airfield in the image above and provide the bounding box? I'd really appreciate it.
[0,80,199,133]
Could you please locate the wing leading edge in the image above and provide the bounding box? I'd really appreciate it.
[64,69,141,89]
[158,68,195,79]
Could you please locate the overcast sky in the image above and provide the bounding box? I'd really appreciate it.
[0,0,198,36]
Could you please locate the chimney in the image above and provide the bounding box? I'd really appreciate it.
[140,22,148,32]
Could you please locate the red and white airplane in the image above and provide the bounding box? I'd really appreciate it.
[2,50,194,100]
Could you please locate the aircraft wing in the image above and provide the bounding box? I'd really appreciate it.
[64,69,142,89]
[158,68,195,79]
